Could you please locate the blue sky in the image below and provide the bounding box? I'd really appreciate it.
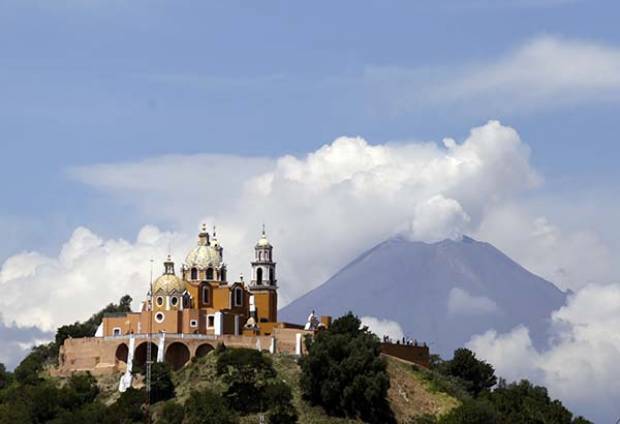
[1,0,619,259]
[2,2,620,419]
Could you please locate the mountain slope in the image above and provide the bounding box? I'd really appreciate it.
[280,236,566,357]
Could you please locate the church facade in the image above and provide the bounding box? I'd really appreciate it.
[101,225,295,339]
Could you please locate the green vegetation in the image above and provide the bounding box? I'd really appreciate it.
[299,312,393,423]
[150,362,176,404]
[418,348,591,424]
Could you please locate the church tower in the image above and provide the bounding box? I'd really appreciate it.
[249,226,278,323]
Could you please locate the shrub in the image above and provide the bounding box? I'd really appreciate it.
[268,403,298,424]
[159,401,185,424]
[442,348,496,397]
[14,343,57,385]
[184,388,237,424]
[439,399,497,424]
[485,379,592,424]
[216,348,276,413]
[66,372,99,406]
[150,362,175,404]
[107,387,146,423]
[0,363,11,391]
[264,380,297,424]
[299,312,394,423]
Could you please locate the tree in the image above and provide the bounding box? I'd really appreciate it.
[264,380,297,424]
[184,388,238,424]
[106,387,146,423]
[443,348,497,397]
[439,399,497,424]
[14,344,57,385]
[0,363,9,391]
[299,312,394,423]
[216,348,276,413]
[66,372,99,406]
[150,362,175,404]
[485,379,592,424]
[159,401,185,424]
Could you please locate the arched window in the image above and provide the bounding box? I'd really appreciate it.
[202,286,210,305]
[256,268,263,284]
[259,251,263,261]
[269,268,274,284]
[190,267,198,280]
[234,287,243,307]
[206,267,214,280]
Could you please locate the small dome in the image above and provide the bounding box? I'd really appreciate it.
[153,274,185,295]
[185,244,222,269]
[256,226,271,248]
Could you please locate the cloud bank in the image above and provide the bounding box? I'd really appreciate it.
[1,120,614,336]
[366,36,620,116]
[467,283,620,423]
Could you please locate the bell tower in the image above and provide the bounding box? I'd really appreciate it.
[249,226,278,323]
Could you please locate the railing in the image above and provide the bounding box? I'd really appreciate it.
[102,333,221,342]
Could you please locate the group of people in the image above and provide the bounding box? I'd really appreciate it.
[382,335,426,347]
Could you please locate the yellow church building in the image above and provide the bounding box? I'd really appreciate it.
[56,225,322,376]
[101,225,293,339]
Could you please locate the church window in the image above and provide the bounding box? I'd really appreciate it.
[202,286,210,304]
[234,287,243,307]
[269,268,274,284]
[190,319,198,328]
[256,268,263,284]
[113,327,122,336]
[207,315,215,328]
[191,267,198,280]
[155,312,165,323]
[259,251,263,261]
[206,267,214,280]
[170,296,178,307]
[156,296,164,307]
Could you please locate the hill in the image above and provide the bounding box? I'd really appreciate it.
[280,236,566,356]
[88,353,460,423]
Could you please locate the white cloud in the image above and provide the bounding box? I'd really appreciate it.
[365,36,620,115]
[467,283,620,423]
[410,195,470,242]
[475,203,614,290]
[0,225,191,332]
[66,120,545,305]
[447,288,499,316]
[361,316,405,341]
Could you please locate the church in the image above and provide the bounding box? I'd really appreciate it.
[55,225,327,376]
[54,225,428,378]
[101,224,288,339]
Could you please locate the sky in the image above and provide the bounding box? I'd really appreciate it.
[1,0,620,421]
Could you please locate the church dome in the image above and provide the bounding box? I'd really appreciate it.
[153,255,185,295]
[185,224,223,269]
[185,244,222,269]
[153,273,186,295]
[256,226,271,248]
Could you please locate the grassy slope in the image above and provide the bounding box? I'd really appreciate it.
[86,352,459,423]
